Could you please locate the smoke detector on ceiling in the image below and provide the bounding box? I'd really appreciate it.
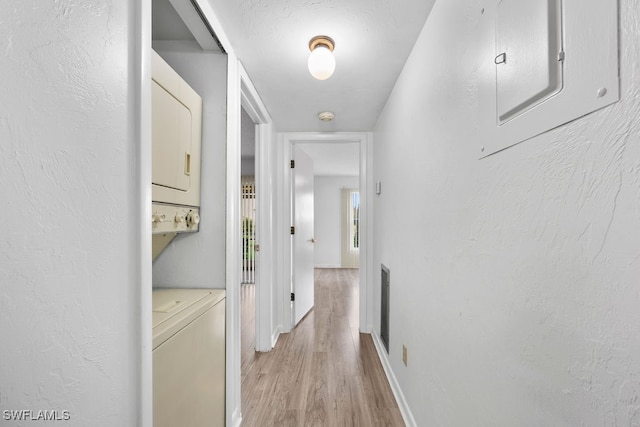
[318,111,335,122]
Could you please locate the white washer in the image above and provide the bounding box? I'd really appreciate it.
[152,288,225,427]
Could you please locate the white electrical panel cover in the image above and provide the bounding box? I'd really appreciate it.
[152,50,203,207]
[496,0,563,124]
[478,0,619,157]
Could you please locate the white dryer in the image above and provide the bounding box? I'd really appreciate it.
[152,288,225,427]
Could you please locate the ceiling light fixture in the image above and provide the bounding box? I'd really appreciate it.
[318,111,335,121]
[308,35,335,80]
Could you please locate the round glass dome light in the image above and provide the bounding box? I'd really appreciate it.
[308,36,335,80]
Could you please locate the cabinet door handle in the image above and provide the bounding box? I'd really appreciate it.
[185,152,191,176]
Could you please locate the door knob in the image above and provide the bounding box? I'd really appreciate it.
[310,237,316,243]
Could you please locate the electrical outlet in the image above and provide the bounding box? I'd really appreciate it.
[402,345,408,366]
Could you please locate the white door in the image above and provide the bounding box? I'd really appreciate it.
[292,145,315,326]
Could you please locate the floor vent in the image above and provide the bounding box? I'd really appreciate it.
[381,264,390,353]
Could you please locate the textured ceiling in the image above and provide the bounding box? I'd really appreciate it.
[207,0,436,132]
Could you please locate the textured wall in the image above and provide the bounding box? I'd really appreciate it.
[0,1,141,425]
[373,0,640,425]
[151,44,228,289]
[314,175,359,268]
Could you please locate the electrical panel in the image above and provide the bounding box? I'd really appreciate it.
[478,0,619,156]
[496,0,563,124]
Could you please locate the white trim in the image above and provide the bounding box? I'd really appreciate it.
[240,65,270,123]
[277,132,372,333]
[225,53,243,427]
[191,0,233,53]
[371,331,417,427]
[362,133,374,332]
[167,0,219,52]
[137,0,153,425]
[255,123,275,352]
[229,59,275,423]
[271,326,283,348]
[239,61,275,353]
[275,133,287,333]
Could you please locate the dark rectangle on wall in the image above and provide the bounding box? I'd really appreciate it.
[381,264,390,353]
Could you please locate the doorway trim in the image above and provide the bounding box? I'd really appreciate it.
[239,64,275,354]
[277,132,373,333]
[226,57,274,426]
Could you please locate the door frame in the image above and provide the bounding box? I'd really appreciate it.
[228,60,274,426]
[277,132,373,333]
[239,65,274,354]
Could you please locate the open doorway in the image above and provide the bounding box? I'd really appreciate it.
[231,63,274,425]
[240,106,257,377]
[288,138,366,332]
[278,132,373,333]
[296,142,360,271]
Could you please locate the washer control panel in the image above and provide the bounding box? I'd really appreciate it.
[152,203,200,234]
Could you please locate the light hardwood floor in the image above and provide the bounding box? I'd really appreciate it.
[241,268,405,426]
[241,282,257,384]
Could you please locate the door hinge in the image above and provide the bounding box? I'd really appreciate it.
[290,226,295,235]
[290,292,295,302]
[290,160,295,168]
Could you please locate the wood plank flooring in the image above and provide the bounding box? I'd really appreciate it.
[241,268,405,426]
[241,283,257,384]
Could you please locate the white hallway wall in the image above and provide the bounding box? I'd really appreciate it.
[0,1,144,425]
[314,175,359,268]
[373,0,640,425]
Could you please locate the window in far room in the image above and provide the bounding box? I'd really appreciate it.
[342,189,360,268]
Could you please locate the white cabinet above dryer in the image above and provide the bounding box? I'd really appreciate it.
[152,50,203,208]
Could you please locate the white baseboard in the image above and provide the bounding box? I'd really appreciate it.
[230,408,242,427]
[371,331,417,427]
[271,325,282,348]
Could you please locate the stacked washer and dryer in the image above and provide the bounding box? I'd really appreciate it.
[152,289,225,427]
[151,50,225,427]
